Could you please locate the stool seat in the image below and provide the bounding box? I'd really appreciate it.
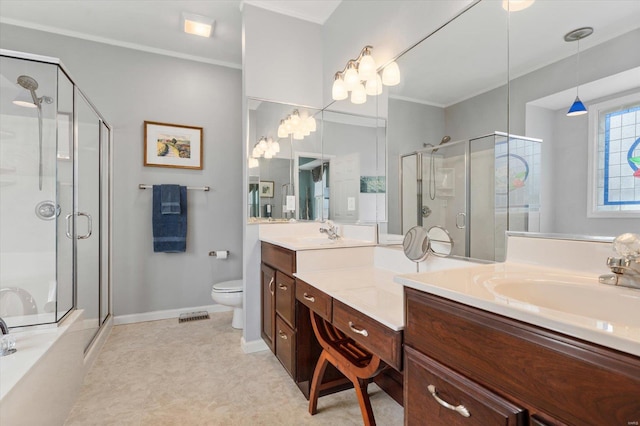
[308,311,387,426]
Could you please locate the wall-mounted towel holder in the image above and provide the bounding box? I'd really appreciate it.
[139,184,210,191]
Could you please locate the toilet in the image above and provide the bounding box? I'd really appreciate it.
[211,280,243,329]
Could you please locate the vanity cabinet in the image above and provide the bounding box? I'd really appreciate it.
[261,242,344,398]
[404,287,640,425]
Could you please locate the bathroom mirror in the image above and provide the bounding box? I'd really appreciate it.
[247,98,387,224]
[402,226,430,262]
[427,226,453,257]
[383,0,639,261]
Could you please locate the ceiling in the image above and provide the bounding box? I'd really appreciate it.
[0,0,341,69]
[1,1,638,107]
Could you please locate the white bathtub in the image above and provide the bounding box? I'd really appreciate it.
[0,310,111,426]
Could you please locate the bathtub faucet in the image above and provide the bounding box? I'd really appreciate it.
[599,233,640,290]
[0,317,8,335]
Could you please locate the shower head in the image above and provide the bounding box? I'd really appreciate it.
[17,75,39,91]
[440,136,451,145]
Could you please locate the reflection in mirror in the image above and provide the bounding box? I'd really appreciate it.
[427,226,453,257]
[508,1,640,236]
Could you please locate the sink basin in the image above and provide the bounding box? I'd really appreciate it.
[299,237,337,245]
[483,273,640,327]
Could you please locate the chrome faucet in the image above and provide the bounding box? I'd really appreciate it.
[0,317,16,356]
[319,221,340,240]
[599,233,640,290]
[0,317,8,335]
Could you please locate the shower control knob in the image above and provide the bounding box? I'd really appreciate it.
[35,201,60,220]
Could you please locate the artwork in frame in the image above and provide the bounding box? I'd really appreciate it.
[259,181,274,198]
[144,121,203,169]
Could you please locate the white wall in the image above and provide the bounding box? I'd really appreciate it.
[1,24,243,317]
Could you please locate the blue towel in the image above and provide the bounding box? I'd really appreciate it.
[153,185,187,253]
[160,184,181,214]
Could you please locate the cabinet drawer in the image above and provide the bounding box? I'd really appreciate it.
[295,279,332,321]
[275,272,295,328]
[332,300,402,371]
[275,315,296,379]
[405,346,526,426]
[261,242,295,275]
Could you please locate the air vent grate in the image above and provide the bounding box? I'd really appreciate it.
[178,311,210,323]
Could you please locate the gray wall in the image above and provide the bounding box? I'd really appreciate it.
[1,24,242,317]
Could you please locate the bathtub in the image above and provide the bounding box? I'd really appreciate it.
[0,310,111,426]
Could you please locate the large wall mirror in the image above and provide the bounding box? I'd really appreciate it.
[247,99,385,224]
[385,0,639,261]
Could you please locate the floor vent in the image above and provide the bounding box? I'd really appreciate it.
[178,311,210,323]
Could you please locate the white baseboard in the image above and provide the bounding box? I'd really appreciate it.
[241,336,269,354]
[114,304,232,325]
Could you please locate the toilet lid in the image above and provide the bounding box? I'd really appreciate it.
[213,280,243,293]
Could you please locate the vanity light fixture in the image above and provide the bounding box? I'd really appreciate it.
[565,27,593,117]
[252,136,280,159]
[502,0,535,12]
[331,45,401,104]
[182,12,215,38]
[276,109,317,141]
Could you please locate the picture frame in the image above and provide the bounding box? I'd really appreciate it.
[259,181,274,198]
[144,121,203,169]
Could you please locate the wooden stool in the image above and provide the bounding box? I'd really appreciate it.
[308,311,386,426]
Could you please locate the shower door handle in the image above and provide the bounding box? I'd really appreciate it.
[77,212,93,239]
[456,212,466,229]
[65,213,73,239]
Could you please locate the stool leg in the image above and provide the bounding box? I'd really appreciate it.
[354,378,376,426]
[309,350,330,415]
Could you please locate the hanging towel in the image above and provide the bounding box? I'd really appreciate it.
[152,185,187,253]
[160,184,181,214]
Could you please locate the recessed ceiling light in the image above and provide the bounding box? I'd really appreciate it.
[182,12,215,38]
[502,0,535,12]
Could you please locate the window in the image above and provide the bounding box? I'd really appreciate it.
[588,92,640,217]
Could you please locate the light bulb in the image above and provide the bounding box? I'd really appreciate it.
[252,147,261,158]
[258,137,268,150]
[290,110,300,127]
[293,131,304,140]
[382,61,400,86]
[307,116,317,132]
[358,51,377,81]
[365,74,383,96]
[284,116,293,133]
[277,120,288,138]
[264,150,273,159]
[272,141,280,153]
[332,76,348,101]
[344,62,360,91]
[351,83,367,104]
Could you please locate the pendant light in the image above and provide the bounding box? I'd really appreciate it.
[564,27,593,117]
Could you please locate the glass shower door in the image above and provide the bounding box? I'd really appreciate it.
[75,91,101,350]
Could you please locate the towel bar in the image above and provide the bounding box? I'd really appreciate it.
[139,184,210,191]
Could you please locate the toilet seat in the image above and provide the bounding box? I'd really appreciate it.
[212,280,242,293]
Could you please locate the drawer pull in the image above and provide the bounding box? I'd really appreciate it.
[278,283,288,291]
[268,277,274,295]
[278,330,288,340]
[427,385,470,418]
[303,293,315,302]
[348,321,369,337]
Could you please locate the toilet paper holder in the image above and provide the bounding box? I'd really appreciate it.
[209,250,229,258]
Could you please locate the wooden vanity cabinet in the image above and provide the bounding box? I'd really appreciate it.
[404,287,640,426]
[261,242,343,399]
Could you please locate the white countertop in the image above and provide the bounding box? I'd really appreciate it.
[260,235,377,251]
[395,262,640,357]
[295,267,405,331]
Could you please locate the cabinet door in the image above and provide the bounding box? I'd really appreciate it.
[261,263,276,353]
[405,346,526,426]
[276,315,296,379]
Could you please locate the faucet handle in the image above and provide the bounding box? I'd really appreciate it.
[607,256,630,273]
[613,233,640,260]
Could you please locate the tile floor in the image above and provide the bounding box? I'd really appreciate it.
[65,311,404,425]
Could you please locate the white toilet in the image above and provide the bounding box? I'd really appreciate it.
[211,280,243,329]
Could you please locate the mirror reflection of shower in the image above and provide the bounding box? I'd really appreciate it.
[13,75,53,190]
[425,136,451,201]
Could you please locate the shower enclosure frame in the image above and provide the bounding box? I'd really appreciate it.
[0,49,112,351]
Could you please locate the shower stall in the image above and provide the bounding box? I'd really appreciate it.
[0,50,111,351]
[401,132,541,261]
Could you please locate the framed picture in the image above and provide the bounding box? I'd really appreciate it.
[144,121,203,169]
[259,181,274,198]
